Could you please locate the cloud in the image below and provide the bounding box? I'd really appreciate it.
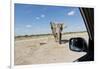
[36,17,40,20]
[67,11,75,16]
[35,14,45,20]
[26,25,32,28]
[41,14,45,18]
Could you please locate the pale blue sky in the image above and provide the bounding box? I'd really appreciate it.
[15,4,86,36]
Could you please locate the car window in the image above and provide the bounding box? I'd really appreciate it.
[14,4,89,65]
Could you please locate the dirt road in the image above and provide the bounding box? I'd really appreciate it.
[14,32,88,65]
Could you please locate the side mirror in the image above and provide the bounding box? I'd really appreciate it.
[69,37,88,52]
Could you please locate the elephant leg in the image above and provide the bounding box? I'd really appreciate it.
[57,32,62,44]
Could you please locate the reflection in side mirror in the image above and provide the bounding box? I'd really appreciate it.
[69,37,88,52]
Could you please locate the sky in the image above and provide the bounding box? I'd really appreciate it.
[15,3,86,36]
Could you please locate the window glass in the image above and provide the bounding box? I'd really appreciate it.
[14,4,89,65]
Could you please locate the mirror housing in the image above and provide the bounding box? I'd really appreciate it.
[69,37,88,52]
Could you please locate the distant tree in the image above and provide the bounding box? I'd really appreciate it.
[24,35,28,37]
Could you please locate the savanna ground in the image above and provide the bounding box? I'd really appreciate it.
[14,32,88,65]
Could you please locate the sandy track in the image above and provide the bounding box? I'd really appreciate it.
[14,32,88,65]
